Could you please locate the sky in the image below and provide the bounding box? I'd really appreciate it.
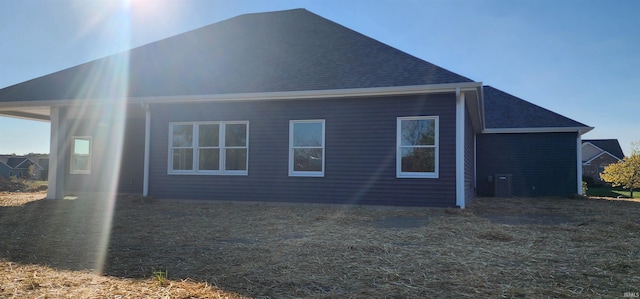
[0,0,638,156]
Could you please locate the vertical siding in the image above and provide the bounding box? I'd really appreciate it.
[476,132,578,197]
[148,94,458,207]
[463,106,475,204]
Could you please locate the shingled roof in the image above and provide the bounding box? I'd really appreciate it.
[583,139,625,159]
[0,9,473,103]
[482,86,589,130]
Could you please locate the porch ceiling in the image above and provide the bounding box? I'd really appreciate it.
[0,106,51,121]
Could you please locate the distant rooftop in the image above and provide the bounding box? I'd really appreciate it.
[583,139,625,159]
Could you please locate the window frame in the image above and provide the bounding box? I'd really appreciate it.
[168,121,249,175]
[70,136,92,174]
[289,119,325,177]
[396,116,439,178]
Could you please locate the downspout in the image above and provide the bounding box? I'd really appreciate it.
[141,103,150,196]
[456,88,465,208]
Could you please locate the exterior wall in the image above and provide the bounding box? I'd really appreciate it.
[62,105,146,194]
[476,132,578,197]
[583,153,619,184]
[148,94,458,207]
[463,106,475,204]
[0,164,11,179]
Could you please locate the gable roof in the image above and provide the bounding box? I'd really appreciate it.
[582,139,625,159]
[6,157,28,168]
[0,9,473,104]
[482,86,591,133]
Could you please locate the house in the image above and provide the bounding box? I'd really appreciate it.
[0,155,46,180]
[0,9,592,207]
[582,139,625,185]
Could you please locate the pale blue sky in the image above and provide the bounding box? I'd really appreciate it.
[1,0,638,155]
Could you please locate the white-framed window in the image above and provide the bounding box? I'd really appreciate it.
[71,136,92,174]
[169,121,249,175]
[397,116,438,178]
[289,120,325,177]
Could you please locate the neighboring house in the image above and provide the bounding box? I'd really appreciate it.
[0,155,46,180]
[582,139,625,184]
[0,9,592,207]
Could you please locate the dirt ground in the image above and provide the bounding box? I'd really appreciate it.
[1,192,639,298]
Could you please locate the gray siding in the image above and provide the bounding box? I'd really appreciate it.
[463,106,475,204]
[476,132,578,197]
[148,94,458,207]
[63,105,145,194]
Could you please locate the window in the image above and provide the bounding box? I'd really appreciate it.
[169,122,248,175]
[71,136,92,174]
[289,120,325,177]
[397,116,438,178]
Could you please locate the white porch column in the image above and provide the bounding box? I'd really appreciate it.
[47,106,65,199]
[577,134,583,195]
[456,88,466,208]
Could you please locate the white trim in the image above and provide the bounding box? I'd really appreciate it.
[47,107,60,199]
[168,121,249,175]
[289,119,325,177]
[577,135,583,195]
[143,104,150,196]
[70,136,92,174]
[396,116,439,179]
[456,89,465,208]
[483,126,594,135]
[0,82,483,110]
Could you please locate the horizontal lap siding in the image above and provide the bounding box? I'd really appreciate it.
[464,107,475,204]
[476,132,578,197]
[148,94,457,206]
[63,105,146,194]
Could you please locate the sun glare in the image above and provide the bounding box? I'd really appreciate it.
[60,0,134,274]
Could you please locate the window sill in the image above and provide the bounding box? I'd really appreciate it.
[396,173,438,179]
[168,171,248,176]
[289,172,324,177]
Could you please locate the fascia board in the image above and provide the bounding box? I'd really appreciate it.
[138,82,483,104]
[0,82,482,122]
[0,82,482,108]
[483,126,594,135]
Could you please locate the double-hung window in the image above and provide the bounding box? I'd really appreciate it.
[397,116,438,178]
[169,121,248,175]
[289,120,325,177]
[71,136,92,174]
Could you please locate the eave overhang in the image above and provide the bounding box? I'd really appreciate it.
[0,82,482,121]
[483,126,594,135]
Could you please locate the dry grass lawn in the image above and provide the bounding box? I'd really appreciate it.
[1,191,639,298]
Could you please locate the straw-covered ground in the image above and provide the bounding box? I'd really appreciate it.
[1,191,639,298]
